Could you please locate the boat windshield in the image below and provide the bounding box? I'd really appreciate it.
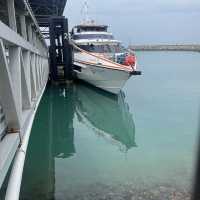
[78,44,125,53]
[72,34,114,40]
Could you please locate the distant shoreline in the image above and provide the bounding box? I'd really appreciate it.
[129,45,200,52]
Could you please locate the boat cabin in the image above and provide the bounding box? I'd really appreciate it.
[73,24,108,33]
[71,23,126,54]
[71,24,114,41]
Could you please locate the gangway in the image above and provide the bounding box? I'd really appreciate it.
[0,0,68,199]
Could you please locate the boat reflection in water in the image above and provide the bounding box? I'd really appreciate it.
[20,83,136,199]
[75,83,136,152]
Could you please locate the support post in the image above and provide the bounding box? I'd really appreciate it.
[7,0,17,32]
[63,18,73,80]
[19,14,27,40]
[21,50,31,109]
[27,23,33,43]
[49,18,58,81]
[8,46,22,127]
[0,40,20,129]
[49,17,73,82]
[30,53,37,100]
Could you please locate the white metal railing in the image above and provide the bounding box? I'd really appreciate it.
[0,0,49,196]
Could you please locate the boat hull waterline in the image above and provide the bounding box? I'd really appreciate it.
[74,60,132,94]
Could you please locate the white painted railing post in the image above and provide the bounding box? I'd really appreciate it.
[22,50,31,104]
[19,13,27,40]
[7,0,17,32]
[30,53,37,100]
[0,40,20,130]
[21,50,31,110]
[32,29,36,46]
[27,23,33,43]
[8,47,22,127]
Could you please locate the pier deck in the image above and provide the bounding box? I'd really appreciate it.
[0,0,67,198]
[129,44,200,52]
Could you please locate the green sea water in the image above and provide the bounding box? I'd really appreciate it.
[16,52,200,199]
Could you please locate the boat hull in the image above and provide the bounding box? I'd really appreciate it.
[74,62,131,94]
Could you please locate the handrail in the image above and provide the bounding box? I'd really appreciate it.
[5,81,47,200]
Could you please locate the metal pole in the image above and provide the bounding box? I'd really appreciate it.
[63,18,73,80]
[49,17,58,81]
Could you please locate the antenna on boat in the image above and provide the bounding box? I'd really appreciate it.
[81,1,90,24]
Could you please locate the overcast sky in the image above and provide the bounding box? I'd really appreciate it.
[64,0,200,45]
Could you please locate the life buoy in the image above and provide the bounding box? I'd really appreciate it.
[124,55,136,66]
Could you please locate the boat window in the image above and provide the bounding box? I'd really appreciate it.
[79,26,108,32]
[72,34,114,40]
[78,44,124,53]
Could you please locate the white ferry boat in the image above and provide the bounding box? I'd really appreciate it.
[71,22,141,94]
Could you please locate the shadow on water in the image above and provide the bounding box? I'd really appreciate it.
[19,83,136,200]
